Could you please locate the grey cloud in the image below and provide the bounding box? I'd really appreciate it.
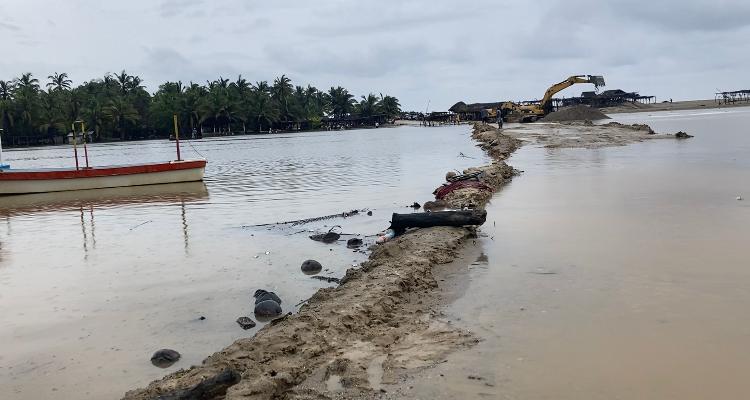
[608,1,750,32]
[2,0,750,110]
[0,21,21,32]
[159,0,205,18]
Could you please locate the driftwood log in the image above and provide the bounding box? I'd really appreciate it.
[389,210,487,234]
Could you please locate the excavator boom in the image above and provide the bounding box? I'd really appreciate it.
[502,74,605,122]
[540,75,605,108]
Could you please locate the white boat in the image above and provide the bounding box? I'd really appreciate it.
[0,160,206,195]
[0,115,206,195]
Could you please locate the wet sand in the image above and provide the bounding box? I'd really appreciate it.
[121,119,691,398]
[121,128,520,399]
[381,107,750,399]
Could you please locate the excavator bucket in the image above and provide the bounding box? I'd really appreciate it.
[589,75,605,88]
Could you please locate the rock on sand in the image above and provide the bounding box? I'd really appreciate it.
[301,259,323,274]
[150,349,181,368]
[254,300,283,318]
[254,289,282,304]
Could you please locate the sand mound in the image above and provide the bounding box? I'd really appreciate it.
[541,105,611,122]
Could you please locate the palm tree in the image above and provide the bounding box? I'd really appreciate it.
[0,80,15,137]
[46,72,72,92]
[127,75,145,93]
[37,92,66,139]
[356,93,380,118]
[328,86,355,119]
[103,96,140,140]
[271,75,293,120]
[253,81,270,95]
[115,70,132,95]
[378,94,401,120]
[15,73,40,92]
[183,82,206,133]
[82,98,105,141]
[248,92,280,132]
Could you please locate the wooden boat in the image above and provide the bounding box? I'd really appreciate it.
[0,115,206,195]
[0,160,206,195]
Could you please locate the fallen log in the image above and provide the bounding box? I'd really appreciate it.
[389,210,487,234]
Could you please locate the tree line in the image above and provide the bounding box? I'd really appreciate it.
[0,71,402,146]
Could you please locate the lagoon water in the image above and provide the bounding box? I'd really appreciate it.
[402,107,750,399]
[0,125,489,399]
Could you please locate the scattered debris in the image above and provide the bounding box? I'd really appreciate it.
[236,317,256,330]
[198,316,206,321]
[150,349,181,368]
[346,238,363,248]
[434,180,492,200]
[423,200,449,212]
[737,196,743,201]
[410,202,421,209]
[367,211,373,216]
[376,229,396,244]
[311,276,341,284]
[309,226,341,243]
[128,220,153,231]
[446,170,483,183]
[301,259,323,274]
[675,131,693,139]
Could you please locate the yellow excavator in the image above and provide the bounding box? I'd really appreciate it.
[502,75,605,122]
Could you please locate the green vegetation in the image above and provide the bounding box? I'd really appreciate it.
[0,71,401,146]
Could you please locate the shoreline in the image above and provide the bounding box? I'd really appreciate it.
[122,120,686,399]
[600,99,750,114]
[122,125,521,399]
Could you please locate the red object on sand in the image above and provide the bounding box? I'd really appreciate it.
[434,180,493,200]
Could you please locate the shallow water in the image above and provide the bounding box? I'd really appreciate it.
[0,125,488,399]
[404,107,750,399]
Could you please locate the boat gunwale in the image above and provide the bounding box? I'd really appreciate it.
[0,159,206,181]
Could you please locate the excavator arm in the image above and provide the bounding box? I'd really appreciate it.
[539,75,605,111]
[501,75,605,123]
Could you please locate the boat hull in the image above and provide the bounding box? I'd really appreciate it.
[0,160,206,195]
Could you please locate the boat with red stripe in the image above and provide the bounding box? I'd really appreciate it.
[0,116,206,195]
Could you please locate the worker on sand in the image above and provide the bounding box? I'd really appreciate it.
[497,112,503,129]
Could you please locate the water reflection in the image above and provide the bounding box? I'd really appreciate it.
[0,182,208,259]
[0,126,489,400]
[0,182,208,216]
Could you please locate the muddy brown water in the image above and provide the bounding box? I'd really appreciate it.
[399,107,750,399]
[0,126,489,399]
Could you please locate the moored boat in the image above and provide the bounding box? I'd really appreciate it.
[0,115,206,195]
[0,160,206,195]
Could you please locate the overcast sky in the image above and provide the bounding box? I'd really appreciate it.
[1,0,747,110]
